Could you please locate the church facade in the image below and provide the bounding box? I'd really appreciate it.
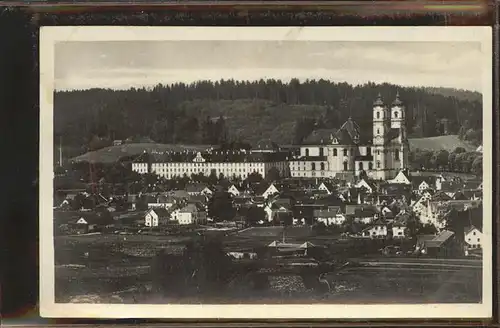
[289,93,410,181]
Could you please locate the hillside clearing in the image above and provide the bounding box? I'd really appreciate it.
[70,143,214,164]
[408,135,476,152]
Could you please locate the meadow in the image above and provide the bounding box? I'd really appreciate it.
[54,228,482,304]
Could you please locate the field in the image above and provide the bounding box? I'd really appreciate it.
[54,229,482,304]
[408,135,476,152]
[70,143,213,164]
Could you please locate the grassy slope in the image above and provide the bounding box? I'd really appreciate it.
[408,135,476,152]
[71,143,214,163]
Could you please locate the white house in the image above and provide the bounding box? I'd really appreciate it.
[293,218,306,225]
[361,221,388,238]
[411,196,427,216]
[388,170,411,185]
[317,182,335,195]
[228,184,241,197]
[313,207,344,226]
[171,204,206,225]
[464,226,482,249]
[380,206,393,217]
[262,183,280,199]
[392,224,407,238]
[144,208,169,227]
[263,204,274,222]
[355,178,375,194]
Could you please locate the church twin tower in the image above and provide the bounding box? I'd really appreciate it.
[371,92,410,180]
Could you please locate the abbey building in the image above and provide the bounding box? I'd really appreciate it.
[132,94,410,182]
[289,93,410,180]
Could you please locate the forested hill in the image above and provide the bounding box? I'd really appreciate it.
[54,80,483,150]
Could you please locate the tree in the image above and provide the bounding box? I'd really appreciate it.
[266,167,281,182]
[454,147,467,154]
[244,206,266,226]
[208,191,236,222]
[71,193,86,210]
[245,172,263,184]
[471,156,483,176]
[312,221,327,235]
[436,150,450,170]
[448,152,457,172]
[136,195,148,211]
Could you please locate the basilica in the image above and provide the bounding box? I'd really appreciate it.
[289,93,410,180]
[132,94,410,182]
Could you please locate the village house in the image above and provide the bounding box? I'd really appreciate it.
[354,178,376,194]
[415,230,457,257]
[464,226,482,249]
[361,219,387,238]
[313,206,345,226]
[171,203,207,225]
[418,200,445,228]
[146,194,177,209]
[260,183,280,199]
[144,208,170,227]
[233,195,253,209]
[185,183,213,196]
[345,204,379,224]
[392,211,411,238]
[380,205,394,218]
[227,184,241,197]
[411,176,436,194]
[387,169,411,185]
[272,206,294,225]
[317,181,336,195]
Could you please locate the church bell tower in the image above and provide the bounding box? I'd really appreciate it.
[372,93,389,180]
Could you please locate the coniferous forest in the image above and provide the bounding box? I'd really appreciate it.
[54,79,483,153]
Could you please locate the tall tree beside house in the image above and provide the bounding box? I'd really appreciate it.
[471,156,483,176]
[440,206,483,246]
[266,167,281,182]
[136,195,148,211]
[208,191,236,222]
[244,206,266,226]
[182,237,235,293]
[245,172,264,185]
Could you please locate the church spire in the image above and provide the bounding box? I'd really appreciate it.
[392,91,403,106]
[373,92,384,106]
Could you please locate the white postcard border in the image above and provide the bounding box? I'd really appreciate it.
[40,26,493,319]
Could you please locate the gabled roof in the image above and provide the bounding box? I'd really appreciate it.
[426,230,455,247]
[313,207,341,217]
[464,225,481,235]
[252,139,280,151]
[431,191,452,202]
[179,203,200,213]
[345,204,378,216]
[302,129,338,145]
[336,118,362,145]
[411,176,436,188]
[441,181,464,192]
[148,208,170,217]
[318,181,335,192]
[185,183,209,193]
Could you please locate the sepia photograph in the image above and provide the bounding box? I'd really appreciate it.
[40,26,492,319]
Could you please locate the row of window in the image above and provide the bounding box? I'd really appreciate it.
[304,147,372,157]
[151,162,267,168]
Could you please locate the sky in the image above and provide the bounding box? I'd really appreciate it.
[55,40,483,92]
